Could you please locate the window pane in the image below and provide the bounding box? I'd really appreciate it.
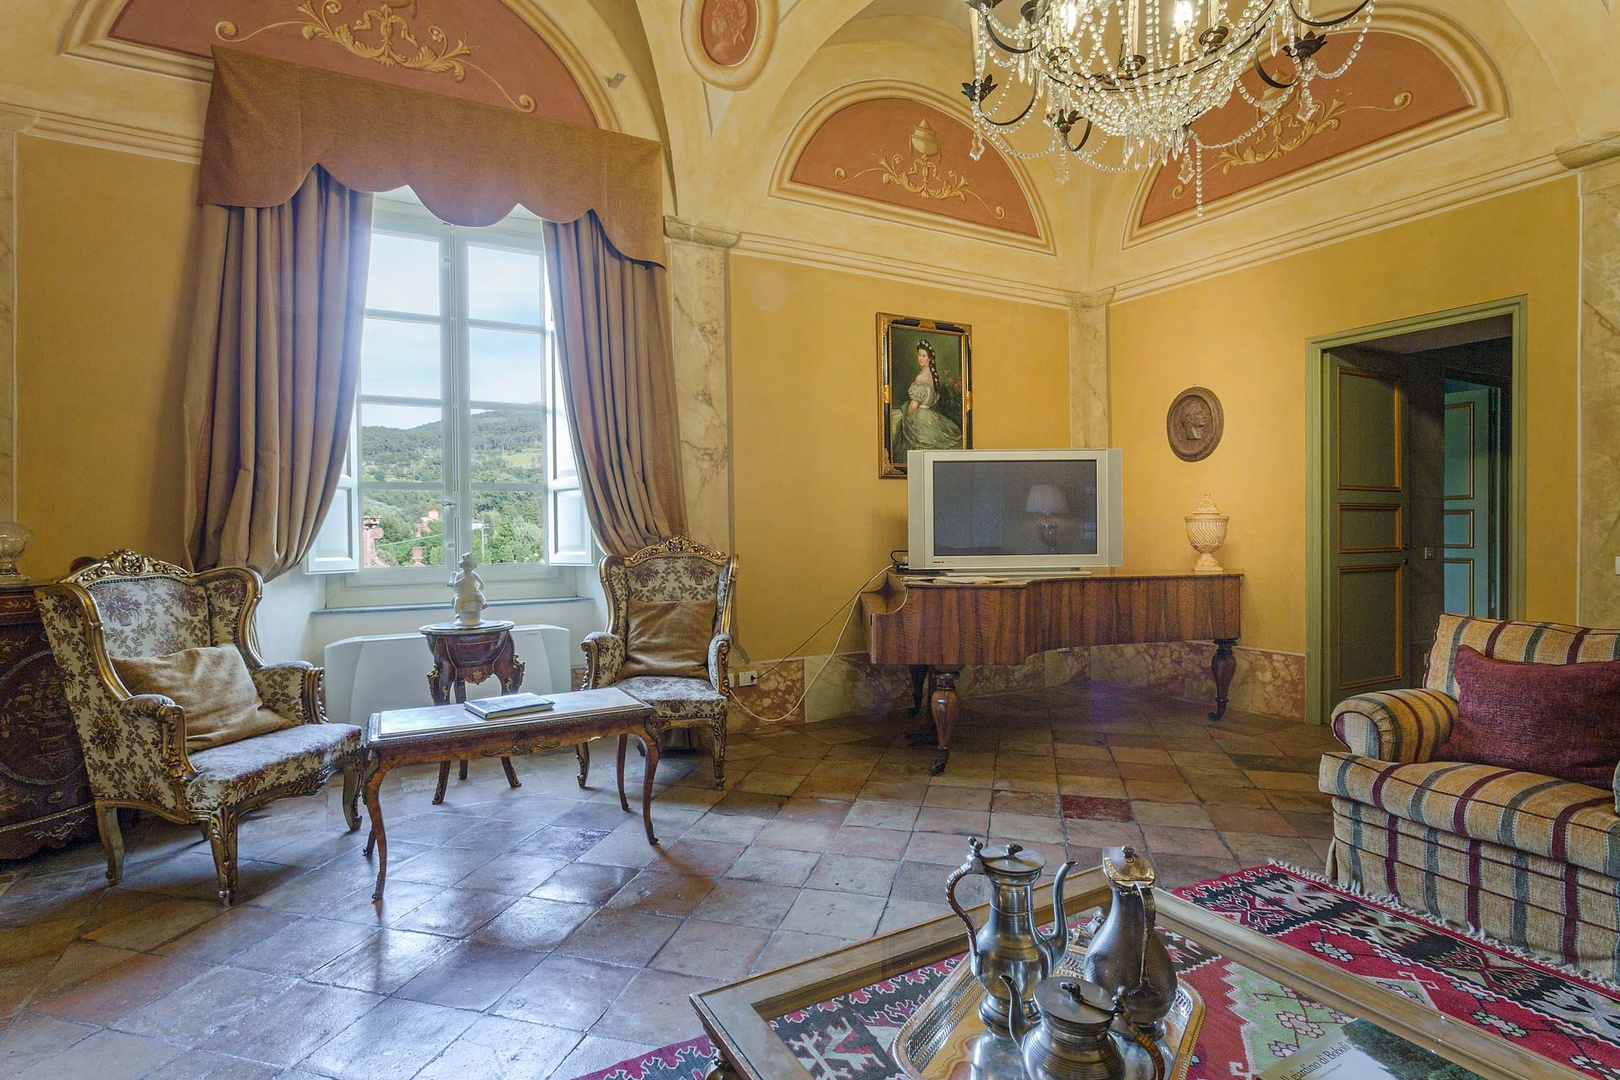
[470,489,545,565]
[359,404,443,484]
[361,489,447,569]
[468,244,543,325]
[367,233,441,315]
[361,319,442,399]
[470,328,545,404]
[470,409,544,484]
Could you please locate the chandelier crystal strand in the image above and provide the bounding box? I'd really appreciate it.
[963,0,1375,213]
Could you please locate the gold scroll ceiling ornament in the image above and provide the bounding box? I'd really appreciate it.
[835,120,1007,221]
[217,0,537,113]
[1173,87,1413,200]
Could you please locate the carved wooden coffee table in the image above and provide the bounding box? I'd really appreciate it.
[362,687,656,900]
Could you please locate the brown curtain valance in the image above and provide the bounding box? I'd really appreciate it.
[200,48,666,266]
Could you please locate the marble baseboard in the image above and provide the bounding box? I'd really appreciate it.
[1089,641,1305,721]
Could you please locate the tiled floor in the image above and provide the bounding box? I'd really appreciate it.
[0,681,1341,1079]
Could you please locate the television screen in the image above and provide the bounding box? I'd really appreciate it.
[930,458,1100,558]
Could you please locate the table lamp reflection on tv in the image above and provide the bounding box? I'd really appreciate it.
[1025,484,1069,554]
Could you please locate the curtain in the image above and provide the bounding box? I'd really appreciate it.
[182,167,372,579]
[545,213,688,554]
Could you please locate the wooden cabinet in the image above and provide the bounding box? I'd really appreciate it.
[0,586,94,859]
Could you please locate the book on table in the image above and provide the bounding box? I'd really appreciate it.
[1259,1021,1484,1080]
[464,692,554,719]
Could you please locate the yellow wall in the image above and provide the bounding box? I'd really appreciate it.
[730,255,1072,659]
[1108,178,1581,654]
[16,137,201,578]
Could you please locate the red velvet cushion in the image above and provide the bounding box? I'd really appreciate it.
[1440,645,1620,788]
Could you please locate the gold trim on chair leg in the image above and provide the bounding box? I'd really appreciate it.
[710,716,727,790]
[342,763,362,833]
[96,803,125,885]
[205,809,241,906]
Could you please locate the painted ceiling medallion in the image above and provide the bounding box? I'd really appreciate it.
[683,0,776,90]
[834,119,1008,222]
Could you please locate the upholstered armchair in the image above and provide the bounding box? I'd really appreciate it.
[581,537,736,789]
[36,550,362,905]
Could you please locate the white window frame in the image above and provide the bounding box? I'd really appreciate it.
[312,195,589,607]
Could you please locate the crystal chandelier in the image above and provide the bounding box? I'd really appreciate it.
[963,0,1376,207]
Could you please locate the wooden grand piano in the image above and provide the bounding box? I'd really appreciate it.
[862,569,1242,773]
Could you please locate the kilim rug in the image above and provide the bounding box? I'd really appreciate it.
[570,863,1620,1080]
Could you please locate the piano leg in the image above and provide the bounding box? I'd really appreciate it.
[909,665,931,716]
[929,669,960,775]
[1210,638,1237,721]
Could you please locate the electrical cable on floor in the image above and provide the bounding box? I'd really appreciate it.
[727,562,895,725]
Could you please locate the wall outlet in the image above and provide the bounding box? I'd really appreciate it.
[1614,555,1620,576]
[732,669,760,688]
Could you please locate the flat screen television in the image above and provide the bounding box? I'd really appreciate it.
[906,448,1124,571]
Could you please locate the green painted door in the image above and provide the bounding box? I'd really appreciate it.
[1444,387,1495,617]
[1329,352,1410,704]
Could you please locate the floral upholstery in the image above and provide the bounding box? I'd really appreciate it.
[35,550,361,905]
[186,722,362,810]
[587,537,736,788]
[614,676,728,720]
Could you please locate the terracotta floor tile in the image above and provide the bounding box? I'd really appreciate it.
[12,1027,185,1080]
[116,963,293,1046]
[689,879,800,930]
[650,918,769,981]
[751,929,852,973]
[1130,802,1215,829]
[912,807,991,836]
[395,939,545,1011]
[552,1035,659,1080]
[1138,825,1233,859]
[590,968,710,1045]
[753,818,839,852]
[922,786,992,811]
[805,853,898,897]
[1204,805,1295,835]
[826,825,911,859]
[193,979,380,1066]
[388,885,517,937]
[558,908,680,965]
[606,869,715,917]
[780,888,883,939]
[413,1014,580,1080]
[308,927,456,994]
[1059,776,1129,799]
[1123,779,1198,803]
[29,952,210,1026]
[725,845,820,887]
[493,952,636,1030]
[301,996,478,1080]
[1059,795,1132,822]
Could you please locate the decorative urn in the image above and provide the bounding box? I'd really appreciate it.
[1183,495,1228,575]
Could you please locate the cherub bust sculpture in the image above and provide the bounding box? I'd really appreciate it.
[449,552,486,627]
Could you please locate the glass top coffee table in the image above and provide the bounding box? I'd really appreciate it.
[690,865,1581,1080]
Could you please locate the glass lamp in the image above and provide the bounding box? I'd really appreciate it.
[0,521,32,585]
[1026,484,1070,554]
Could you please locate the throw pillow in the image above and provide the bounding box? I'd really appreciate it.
[618,598,716,680]
[113,645,298,752]
[1440,644,1620,788]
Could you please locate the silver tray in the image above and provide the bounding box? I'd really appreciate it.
[893,919,1204,1080]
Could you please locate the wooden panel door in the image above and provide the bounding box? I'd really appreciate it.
[1444,387,1494,617]
[1330,354,1409,702]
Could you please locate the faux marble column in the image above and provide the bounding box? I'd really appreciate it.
[664,216,738,552]
[1578,159,1620,626]
[1069,287,1114,448]
[0,115,28,522]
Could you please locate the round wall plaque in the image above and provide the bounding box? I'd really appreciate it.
[683,0,776,90]
[1167,386,1224,462]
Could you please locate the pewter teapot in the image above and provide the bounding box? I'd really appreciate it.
[1081,846,1177,1037]
[947,838,1074,1034]
[1002,975,1166,1080]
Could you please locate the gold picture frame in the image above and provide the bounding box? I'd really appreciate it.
[878,313,973,479]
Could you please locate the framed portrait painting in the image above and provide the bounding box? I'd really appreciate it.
[878,313,973,478]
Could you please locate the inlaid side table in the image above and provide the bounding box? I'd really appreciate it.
[420,620,525,803]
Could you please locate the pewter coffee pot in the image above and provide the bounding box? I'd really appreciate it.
[947,837,1074,1034]
[1002,975,1165,1080]
[1081,846,1177,1037]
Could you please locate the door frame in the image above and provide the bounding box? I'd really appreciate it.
[1305,296,1527,724]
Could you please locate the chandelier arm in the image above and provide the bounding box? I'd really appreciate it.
[1289,0,1373,29]
[976,15,1039,56]
[1252,52,1298,91]
[1063,117,1094,154]
[973,94,1037,131]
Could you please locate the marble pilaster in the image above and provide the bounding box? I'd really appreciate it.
[0,120,24,522]
[664,216,738,553]
[1068,288,1113,448]
[1577,159,1620,626]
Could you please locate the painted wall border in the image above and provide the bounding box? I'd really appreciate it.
[768,80,1055,255]
[60,0,622,131]
[733,230,1071,310]
[1121,7,1509,248]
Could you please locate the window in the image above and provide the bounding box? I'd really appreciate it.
[310,194,589,600]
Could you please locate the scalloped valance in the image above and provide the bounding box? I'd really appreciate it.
[199,48,666,266]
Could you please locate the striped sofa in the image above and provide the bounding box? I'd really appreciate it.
[1320,614,1620,980]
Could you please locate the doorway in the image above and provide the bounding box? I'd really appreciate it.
[1305,298,1525,723]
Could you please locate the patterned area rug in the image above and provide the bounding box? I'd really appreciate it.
[570,864,1620,1079]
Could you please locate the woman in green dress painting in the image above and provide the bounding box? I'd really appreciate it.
[891,339,963,464]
